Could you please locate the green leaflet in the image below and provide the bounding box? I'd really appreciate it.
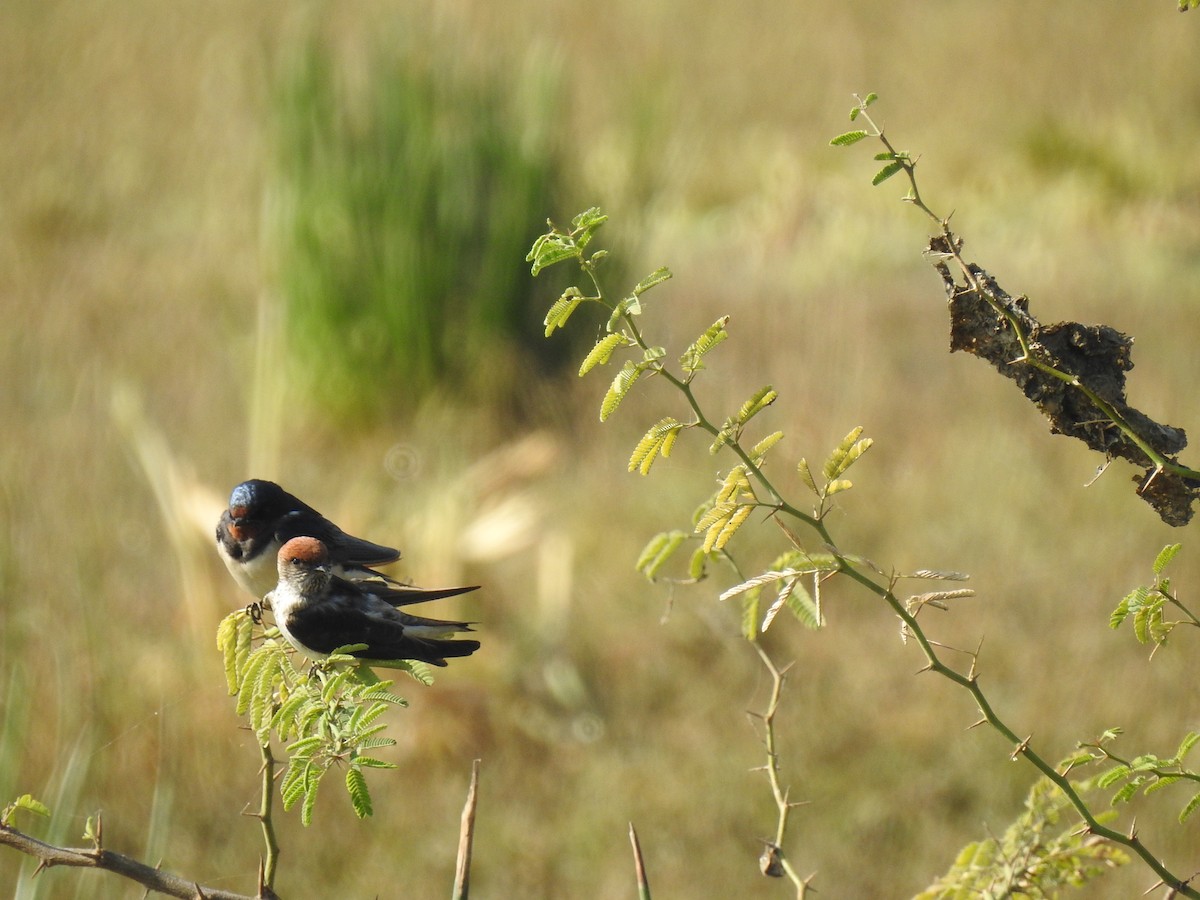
[633,266,672,296]
[1153,543,1182,575]
[736,386,777,424]
[579,332,629,376]
[822,426,872,479]
[699,503,753,554]
[636,530,690,580]
[829,129,868,147]
[749,430,785,464]
[680,317,730,373]
[871,160,905,186]
[1180,790,1200,823]
[600,360,646,422]
[346,766,373,819]
[544,287,585,337]
[526,236,579,276]
[628,417,686,475]
[1,794,50,827]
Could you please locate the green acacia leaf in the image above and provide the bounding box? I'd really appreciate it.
[301,774,320,826]
[629,417,686,475]
[823,427,871,479]
[830,130,869,147]
[741,591,761,641]
[1111,781,1141,805]
[863,92,879,106]
[571,207,608,245]
[346,767,373,819]
[872,160,905,186]
[736,386,778,425]
[1177,731,1200,761]
[544,287,585,337]
[1154,543,1182,575]
[783,577,821,629]
[1180,790,1200,823]
[600,360,645,422]
[797,458,818,494]
[633,266,672,296]
[680,317,731,373]
[579,332,629,376]
[749,431,785,464]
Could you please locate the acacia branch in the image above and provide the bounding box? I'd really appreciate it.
[0,823,275,899]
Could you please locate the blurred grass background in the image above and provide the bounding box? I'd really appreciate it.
[2,1,1200,896]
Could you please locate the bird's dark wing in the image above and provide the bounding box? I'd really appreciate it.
[369,582,481,608]
[275,512,401,567]
[284,596,479,666]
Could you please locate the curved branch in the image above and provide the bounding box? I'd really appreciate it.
[0,824,275,900]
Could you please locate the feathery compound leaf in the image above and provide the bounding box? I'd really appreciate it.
[600,360,646,422]
[1180,790,1200,823]
[871,161,905,185]
[217,611,243,695]
[578,332,630,376]
[750,430,784,464]
[680,317,730,373]
[719,569,801,602]
[633,266,672,296]
[760,577,799,632]
[830,130,869,147]
[236,647,271,716]
[741,590,761,641]
[696,501,739,534]
[544,287,585,337]
[300,772,320,826]
[1177,731,1200,762]
[353,755,398,770]
[824,478,853,496]
[709,421,735,455]
[346,767,373,819]
[736,386,778,425]
[1154,543,1182,575]
[571,207,608,245]
[716,465,752,505]
[526,235,579,276]
[796,458,818,495]
[688,547,711,581]
[636,530,689,580]
[784,577,821,629]
[822,427,870,479]
[703,504,754,553]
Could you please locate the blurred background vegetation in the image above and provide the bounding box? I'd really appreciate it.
[2,1,1199,896]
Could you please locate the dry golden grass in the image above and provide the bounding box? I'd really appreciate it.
[3,1,1200,896]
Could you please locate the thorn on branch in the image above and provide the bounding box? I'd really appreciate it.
[1010,735,1032,760]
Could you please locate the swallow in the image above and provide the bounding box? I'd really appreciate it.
[215,479,402,600]
[268,536,481,667]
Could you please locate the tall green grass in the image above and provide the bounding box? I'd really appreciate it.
[273,37,570,419]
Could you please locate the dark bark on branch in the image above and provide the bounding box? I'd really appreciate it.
[0,824,278,900]
[931,233,1196,525]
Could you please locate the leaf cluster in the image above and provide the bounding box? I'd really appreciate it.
[529,210,868,641]
[915,774,1128,899]
[1073,728,1200,825]
[0,794,49,827]
[1110,543,1192,647]
[217,609,424,824]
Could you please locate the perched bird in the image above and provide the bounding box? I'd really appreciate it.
[268,536,481,667]
[215,479,401,600]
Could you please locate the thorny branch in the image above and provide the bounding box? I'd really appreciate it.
[0,821,278,900]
